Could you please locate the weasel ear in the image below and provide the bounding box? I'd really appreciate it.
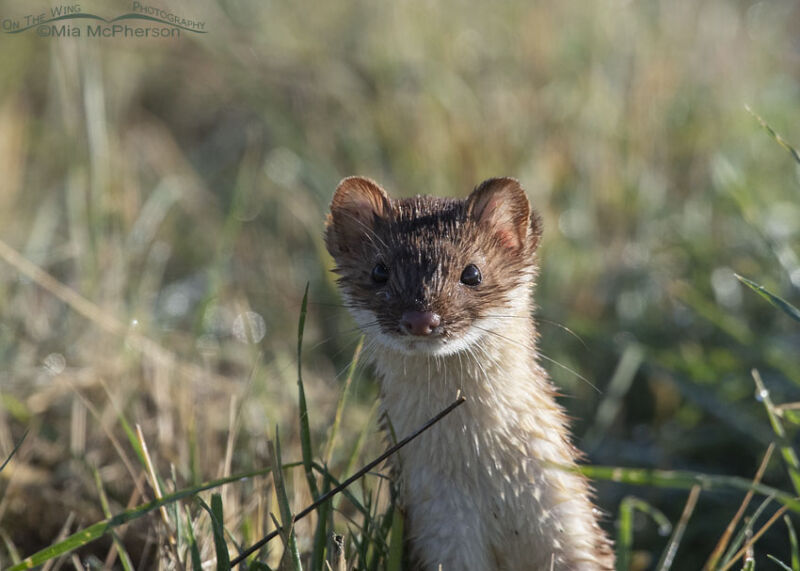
[326,176,390,255]
[467,177,540,253]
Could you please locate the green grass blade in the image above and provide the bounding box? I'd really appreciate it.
[336,400,379,512]
[189,414,200,487]
[746,105,800,165]
[92,466,134,571]
[752,369,800,496]
[616,498,633,571]
[736,274,800,323]
[311,469,332,571]
[311,462,371,518]
[719,494,774,568]
[185,507,202,571]
[362,487,376,569]
[169,464,184,555]
[297,283,320,501]
[212,494,232,569]
[786,515,800,571]
[768,555,792,571]
[270,428,303,571]
[616,496,671,571]
[8,464,291,570]
[386,502,404,571]
[346,399,380,476]
[198,494,230,571]
[116,408,147,468]
[0,428,28,474]
[324,335,364,466]
[350,520,366,567]
[579,464,800,513]
[367,477,394,571]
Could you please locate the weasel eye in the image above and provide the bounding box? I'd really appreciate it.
[371,262,389,284]
[460,264,481,286]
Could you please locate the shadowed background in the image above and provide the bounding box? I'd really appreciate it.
[0,0,799,568]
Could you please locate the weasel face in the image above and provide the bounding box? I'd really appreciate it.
[325,177,542,356]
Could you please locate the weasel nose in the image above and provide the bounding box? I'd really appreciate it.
[400,311,441,336]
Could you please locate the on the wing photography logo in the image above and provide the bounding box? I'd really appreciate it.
[2,2,207,39]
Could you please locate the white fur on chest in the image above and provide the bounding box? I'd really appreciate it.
[372,323,607,570]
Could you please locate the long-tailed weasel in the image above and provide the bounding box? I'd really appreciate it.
[324,176,614,570]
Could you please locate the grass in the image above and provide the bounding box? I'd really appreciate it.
[0,0,799,568]
[3,264,799,569]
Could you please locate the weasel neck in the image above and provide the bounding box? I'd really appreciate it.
[373,317,559,442]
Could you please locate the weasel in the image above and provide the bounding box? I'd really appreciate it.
[324,176,614,570]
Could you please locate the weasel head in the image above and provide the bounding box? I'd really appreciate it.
[325,176,542,356]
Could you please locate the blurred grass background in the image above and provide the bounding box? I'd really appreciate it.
[0,0,799,568]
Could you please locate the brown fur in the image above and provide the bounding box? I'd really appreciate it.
[325,176,614,570]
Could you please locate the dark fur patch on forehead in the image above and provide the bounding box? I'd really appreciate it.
[391,196,462,223]
[325,177,540,342]
[379,197,467,252]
